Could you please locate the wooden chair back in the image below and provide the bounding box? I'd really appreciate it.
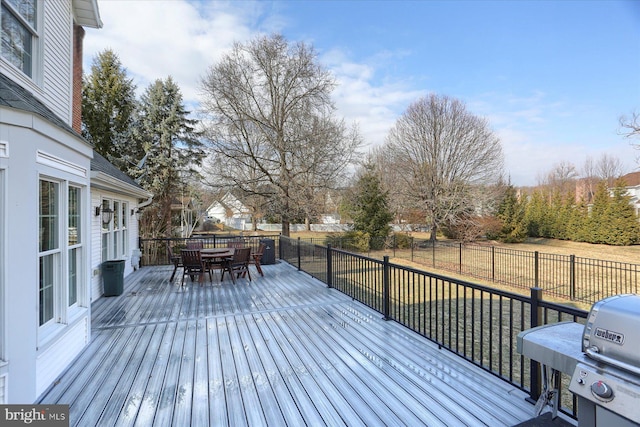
[186,240,204,250]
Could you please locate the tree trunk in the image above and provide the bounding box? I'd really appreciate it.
[281,219,290,237]
[430,223,437,242]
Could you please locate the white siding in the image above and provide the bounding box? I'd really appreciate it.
[36,317,89,396]
[41,0,73,124]
[0,374,5,404]
[1,110,92,403]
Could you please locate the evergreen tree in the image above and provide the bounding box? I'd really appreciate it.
[524,190,546,237]
[496,185,527,243]
[82,49,139,172]
[605,180,640,245]
[134,77,205,238]
[588,182,610,244]
[347,164,393,249]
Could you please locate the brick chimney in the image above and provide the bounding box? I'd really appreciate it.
[72,24,85,133]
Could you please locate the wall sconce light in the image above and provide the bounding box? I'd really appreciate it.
[95,206,101,217]
[101,207,114,225]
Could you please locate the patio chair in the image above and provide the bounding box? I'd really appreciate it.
[168,244,183,282]
[251,243,265,277]
[221,247,252,284]
[180,249,211,286]
[186,240,204,250]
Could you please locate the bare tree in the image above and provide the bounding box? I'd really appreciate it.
[385,94,504,241]
[620,111,640,140]
[538,160,578,197]
[199,34,361,236]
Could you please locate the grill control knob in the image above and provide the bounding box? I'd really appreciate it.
[591,381,613,400]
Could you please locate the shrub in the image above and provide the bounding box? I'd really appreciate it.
[325,231,370,252]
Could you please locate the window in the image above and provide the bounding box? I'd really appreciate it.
[68,186,81,306]
[101,198,128,261]
[38,178,86,335]
[39,179,59,326]
[1,0,37,77]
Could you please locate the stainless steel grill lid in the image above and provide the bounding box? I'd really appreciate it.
[582,294,640,373]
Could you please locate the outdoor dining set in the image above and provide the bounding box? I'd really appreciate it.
[167,240,265,286]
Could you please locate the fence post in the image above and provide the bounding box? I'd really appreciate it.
[459,242,463,273]
[491,246,495,281]
[297,237,301,271]
[570,255,576,300]
[432,239,436,268]
[411,237,414,262]
[383,256,390,320]
[534,251,539,288]
[327,244,333,288]
[529,287,543,403]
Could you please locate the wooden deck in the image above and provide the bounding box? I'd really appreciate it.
[39,261,537,426]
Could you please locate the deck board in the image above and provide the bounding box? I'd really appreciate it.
[39,262,538,426]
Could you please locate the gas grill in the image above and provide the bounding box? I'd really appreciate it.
[518,294,640,427]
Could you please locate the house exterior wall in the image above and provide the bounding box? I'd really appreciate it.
[0,110,93,403]
[0,0,101,403]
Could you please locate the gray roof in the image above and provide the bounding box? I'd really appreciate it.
[91,151,146,191]
[0,73,146,193]
[0,73,83,140]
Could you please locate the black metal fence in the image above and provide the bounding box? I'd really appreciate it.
[300,236,639,305]
[139,233,280,266]
[280,236,589,419]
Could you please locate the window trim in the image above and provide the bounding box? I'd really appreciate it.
[37,176,88,346]
[101,197,129,261]
[0,0,42,83]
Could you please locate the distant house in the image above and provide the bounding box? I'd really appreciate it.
[620,171,640,217]
[0,0,149,404]
[206,192,252,230]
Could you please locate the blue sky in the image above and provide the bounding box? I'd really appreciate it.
[84,0,640,186]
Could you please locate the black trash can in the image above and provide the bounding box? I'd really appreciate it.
[260,238,276,265]
[102,260,125,296]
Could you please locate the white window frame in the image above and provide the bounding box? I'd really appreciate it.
[68,185,81,309]
[101,198,129,261]
[38,176,87,344]
[0,168,5,364]
[0,0,42,82]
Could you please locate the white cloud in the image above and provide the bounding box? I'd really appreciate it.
[322,48,425,148]
[84,1,268,102]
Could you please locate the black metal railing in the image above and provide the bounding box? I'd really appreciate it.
[139,234,280,266]
[280,236,589,419]
[297,236,639,305]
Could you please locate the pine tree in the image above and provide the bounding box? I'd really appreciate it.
[134,77,205,238]
[348,165,393,249]
[496,185,527,243]
[605,180,640,245]
[82,49,139,172]
[588,182,610,244]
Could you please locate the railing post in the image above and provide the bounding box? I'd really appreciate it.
[534,251,539,288]
[529,287,543,403]
[327,244,333,288]
[383,256,390,320]
[570,255,576,300]
[297,237,301,271]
